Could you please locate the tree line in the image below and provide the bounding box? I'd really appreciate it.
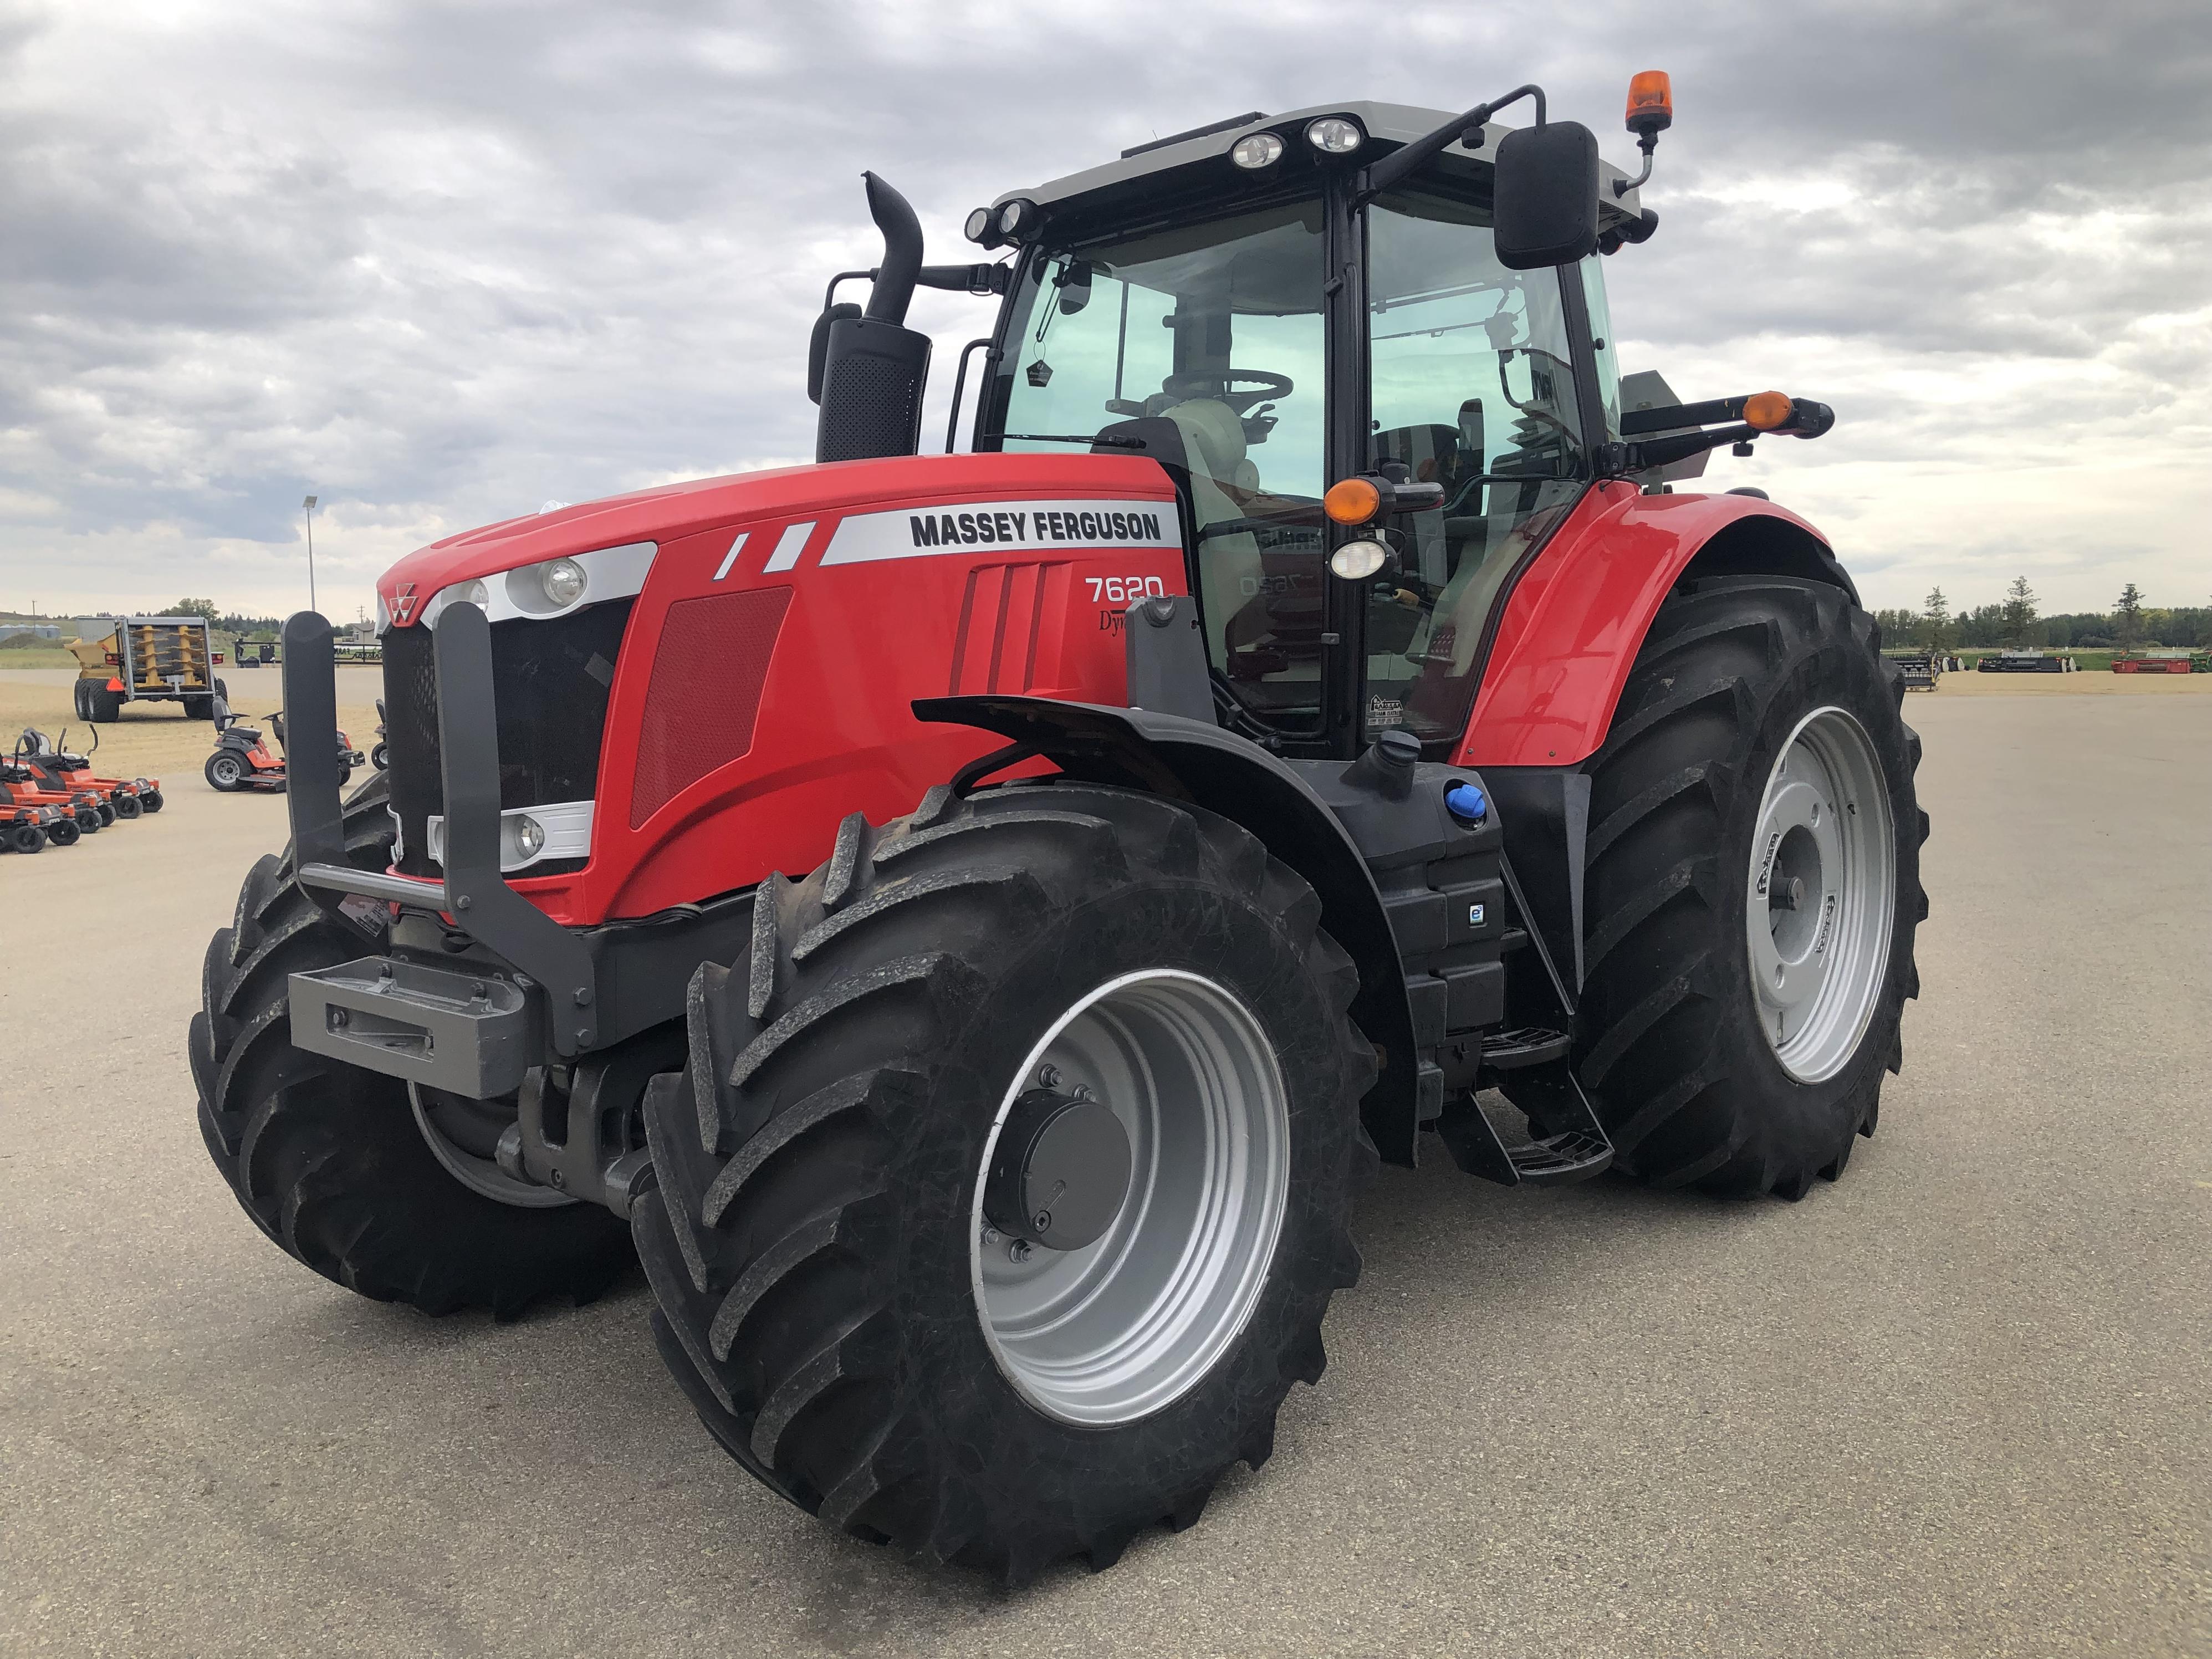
[1873,581,2210,652]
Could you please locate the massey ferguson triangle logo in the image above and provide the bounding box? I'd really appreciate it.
[390,582,418,624]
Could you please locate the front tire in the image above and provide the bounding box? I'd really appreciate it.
[635,782,1376,1581]
[1574,577,1927,1198]
[188,772,632,1315]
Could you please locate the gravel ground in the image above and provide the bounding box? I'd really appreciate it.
[1,688,2206,1658]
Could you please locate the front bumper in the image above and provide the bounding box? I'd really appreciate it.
[276,609,752,1098]
[279,608,600,1059]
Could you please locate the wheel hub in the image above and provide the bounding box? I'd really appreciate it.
[1746,706,1897,1083]
[984,1085,1133,1252]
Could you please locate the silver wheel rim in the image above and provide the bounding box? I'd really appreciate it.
[1746,706,1897,1083]
[971,969,1290,1428]
[211,755,240,785]
[408,1083,575,1208]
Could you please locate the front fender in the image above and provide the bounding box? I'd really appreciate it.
[1457,483,1857,769]
[913,694,1419,1164]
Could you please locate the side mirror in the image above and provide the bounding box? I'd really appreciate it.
[808,302,862,405]
[1493,119,1600,269]
[1055,259,1093,316]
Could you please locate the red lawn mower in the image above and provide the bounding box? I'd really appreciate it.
[13,727,162,818]
[205,701,362,793]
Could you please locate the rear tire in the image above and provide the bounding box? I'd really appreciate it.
[635,781,1376,1581]
[183,694,213,721]
[1574,577,1927,1198]
[205,751,244,792]
[188,771,632,1315]
[85,685,122,723]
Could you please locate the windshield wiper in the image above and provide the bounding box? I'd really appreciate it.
[999,432,1148,450]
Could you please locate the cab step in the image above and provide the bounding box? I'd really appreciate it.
[1434,1064,1615,1187]
[1479,1025,1572,1070]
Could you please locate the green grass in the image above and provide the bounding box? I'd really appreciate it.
[0,646,79,670]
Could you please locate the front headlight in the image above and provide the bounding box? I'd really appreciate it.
[540,558,587,608]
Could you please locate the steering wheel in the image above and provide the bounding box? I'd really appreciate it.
[1162,369,1295,417]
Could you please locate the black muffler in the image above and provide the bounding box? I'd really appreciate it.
[814,172,933,463]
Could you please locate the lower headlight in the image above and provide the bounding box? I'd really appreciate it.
[1329,539,1389,580]
[513,814,546,860]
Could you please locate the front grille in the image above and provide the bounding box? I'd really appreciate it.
[382,599,636,879]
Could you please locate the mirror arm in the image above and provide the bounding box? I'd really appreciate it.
[1357,83,1546,205]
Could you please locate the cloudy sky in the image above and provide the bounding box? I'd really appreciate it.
[3,0,2209,622]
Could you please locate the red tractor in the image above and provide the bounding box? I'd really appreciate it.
[192,78,1925,1581]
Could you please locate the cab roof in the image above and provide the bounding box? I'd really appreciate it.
[993,100,1643,228]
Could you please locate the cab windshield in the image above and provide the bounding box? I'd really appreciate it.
[983,184,1590,743]
[990,200,1330,727]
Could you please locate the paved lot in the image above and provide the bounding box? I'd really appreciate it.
[2,688,2208,1658]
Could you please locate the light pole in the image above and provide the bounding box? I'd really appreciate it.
[302,495,319,616]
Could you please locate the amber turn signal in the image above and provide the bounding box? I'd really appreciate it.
[1324,477,1383,525]
[1743,391,1794,431]
[1626,70,1673,135]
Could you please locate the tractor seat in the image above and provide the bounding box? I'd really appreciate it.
[226,726,262,746]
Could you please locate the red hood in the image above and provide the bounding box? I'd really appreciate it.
[377,452,1167,625]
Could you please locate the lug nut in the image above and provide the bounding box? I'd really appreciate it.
[1036,1064,1060,1089]
[1007,1240,1033,1263]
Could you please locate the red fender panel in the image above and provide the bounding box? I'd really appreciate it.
[1452,482,1843,769]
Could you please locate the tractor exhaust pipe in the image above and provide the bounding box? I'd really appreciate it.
[861,171,922,325]
[813,172,933,463]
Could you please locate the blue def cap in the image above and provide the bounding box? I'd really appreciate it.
[1444,782,1488,825]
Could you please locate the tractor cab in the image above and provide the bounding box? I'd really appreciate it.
[815,95,1670,759]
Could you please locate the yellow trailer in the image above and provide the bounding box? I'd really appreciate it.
[67,617,227,721]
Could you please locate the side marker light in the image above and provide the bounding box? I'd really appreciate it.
[1324,476,1382,525]
[1743,391,1793,431]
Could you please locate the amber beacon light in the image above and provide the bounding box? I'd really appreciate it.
[1626,70,1673,135]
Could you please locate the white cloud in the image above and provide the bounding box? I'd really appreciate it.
[1,0,2208,620]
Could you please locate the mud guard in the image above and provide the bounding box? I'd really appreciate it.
[912,694,1423,1165]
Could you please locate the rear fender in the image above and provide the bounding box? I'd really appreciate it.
[1455,483,1857,769]
[913,694,1419,1165]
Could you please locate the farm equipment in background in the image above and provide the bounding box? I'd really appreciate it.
[2110,650,2205,673]
[13,728,164,817]
[1894,651,1939,691]
[66,617,228,720]
[1977,649,2067,673]
[1,755,104,839]
[191,75,1928,1583]
[370,699,389,771]
[2,796,69,853]
[204,701,363,793]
